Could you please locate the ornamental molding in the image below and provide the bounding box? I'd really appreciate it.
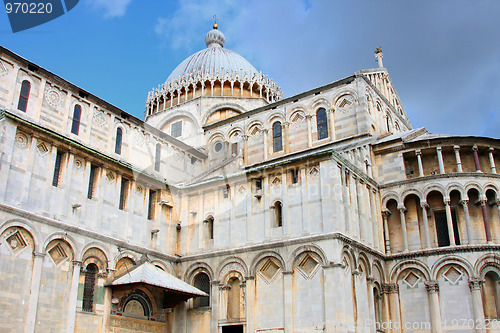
[0,60,8,77]
[44,86,63,108]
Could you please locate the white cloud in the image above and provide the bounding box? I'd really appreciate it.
[88,0,133,18]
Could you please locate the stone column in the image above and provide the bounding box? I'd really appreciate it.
[416,149,424,177]
[263,128,269,160]
[26,252,45,333]
[328,108,335,140]
[242,135,249,165]
[322,264,337,332]
[384,283,401,333]
[219,284,229,321]
[369,189,378,248]
[398,206,409,252]
[284,121,290,154]
[460,200,474,244]
[245,277,255,333]
[102,286,113,332]
[210,281,220,333]
[489,148,496,173]
[444,200,456,246]
[283,271,294,333]
[479,199,493,243]
[421,202,432,248]
[382,210,391,254]
[469,278,486,333]
[425,281,442,333]
[472,145,482,172]
[436,146,445,174]
[306,115,313,147]
[454,145,463,172]
[66,261,82,333]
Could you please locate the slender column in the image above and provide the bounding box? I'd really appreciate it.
[306,115,313,147]
[425,281,443,333]
[26,252,45,333]
[444,200,456,246]
[263,129,269,160]
[489,148,496,173]
[66,261,83,333]
[242,135,249,165]
[479,199,493,243]
[245,277,255,333]
[210,281,220,333]
[219,284,229,320]
[283,271,294,333]
[102,286,113,332]
[454,145,463,172]
[322,265,338,332]
[415,149,424,177]
[284,121,290,154]
[369,189,378,248]
[398,206,409,251]
[328,108,336,140]
[436,146,445,174]
[384,283,400,333]
[382,210,391,254]
[460,200,474,244]
[420,202,432,248]
[469,278,486,333]
[472,145,482,172]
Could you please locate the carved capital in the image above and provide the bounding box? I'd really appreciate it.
[305,114,313,119]
[381,210,391,219]
[382,283,399,294]
[472,145,478,152]
[453,145,460,152]
[444,199,451,206]
[398,206,407,213]
[436,146,443,152]
[460,199,469,206]
[425,280,439,294]
[33,252,46,258]
[415,149,422,156]
[72,260,83,268]
[420,202,429,210]
[282,270,294,275]
[469,278,484,291]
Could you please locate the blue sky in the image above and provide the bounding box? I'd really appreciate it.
[1,0,499,138]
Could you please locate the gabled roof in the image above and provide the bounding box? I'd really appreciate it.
[108,262,208,297]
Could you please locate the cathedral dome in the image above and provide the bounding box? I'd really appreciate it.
[166,25,259,82]
[145,25,283,118]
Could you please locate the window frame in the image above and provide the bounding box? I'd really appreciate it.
[115,127,123,155]
[316,108,328,140]
[272,121,283,153]
[171,121,182,138]
[71,104,82,135]
[17,80,30,112]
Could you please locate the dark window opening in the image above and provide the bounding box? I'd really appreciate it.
[82,264,98,312]
[71,105,82,135]
[434,210,460,247]
[274,201,283,227]
[223,186,230,199]
[316,108,328,140]
[115,128,123,155]
[148,189,157,220]
[272,122,282,152]
[18,80,30,112]
[119,178,129,210]
[291,169,300,184]
[52,151,64,187]
[87,164,98,199]
[231,142,238,156]
[222,325,244,333]
[193,273,210,308]
[255,178,262,191]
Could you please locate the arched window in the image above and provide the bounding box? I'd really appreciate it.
[274,201,283,227]
[483,271,500,319]
[154,143,161,171]
[373,286,383,328]
[82,263,98,312]
[18,80,30,112]
[227,277,241,319]
[316,108,328,140]
[272,121,282,152]
[193,273,210,308]
[71,105,82,135]
[204,216,214,240]
[115,127,123,155]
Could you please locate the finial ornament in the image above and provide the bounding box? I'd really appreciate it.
[374,46,384,68]
[213,15,218,29]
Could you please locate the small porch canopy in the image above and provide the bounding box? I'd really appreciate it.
[107,262,208,307]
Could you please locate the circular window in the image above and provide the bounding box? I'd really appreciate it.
[215,142,223,152]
